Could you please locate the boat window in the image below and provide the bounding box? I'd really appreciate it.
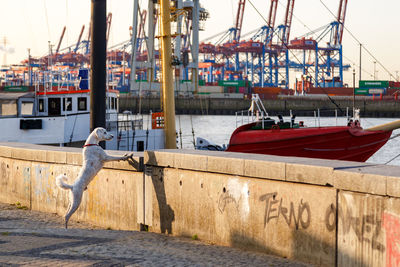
[111,97,115,110]
[0,100,17,116]
[63,97,72,111]
[48,98,61,116]
[137,141,144,152]
[38,99,45,112]
[21,101,34,116]
[78,97,87,111]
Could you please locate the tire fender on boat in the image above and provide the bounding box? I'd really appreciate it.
[271,125,280,131]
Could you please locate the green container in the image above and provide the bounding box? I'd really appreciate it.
[199,80,205,86]
[4,86,29,92]
[354,88,368,95]
[218,80,246,87]
[359,80,389,88]
[180,80,192,84]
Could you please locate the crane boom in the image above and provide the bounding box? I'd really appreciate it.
[234,0,246,41]
[334,0,348,45]
[281,0,295,46]
[75,25,85,52]
[106,13,112,46]
[56,26,66,54]
[267,0,278,29]
[137,9,147,52]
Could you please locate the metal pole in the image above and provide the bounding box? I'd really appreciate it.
[352,68,355,118]
[27,49,31,86]
[129,0,139,93]
[359,43,362,82]
[192,0,200,94]
[147,0,155,82]
[90,0,107,146]
[160,0,177,149]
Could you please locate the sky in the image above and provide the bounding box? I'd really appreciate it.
[0,0,399,85]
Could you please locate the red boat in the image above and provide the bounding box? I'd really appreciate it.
[226,122,394,162]
[224,94,400,162]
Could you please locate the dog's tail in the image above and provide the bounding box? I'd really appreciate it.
[56,174,73,190]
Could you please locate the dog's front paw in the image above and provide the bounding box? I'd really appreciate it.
[122,153,133,160]
[123,153,134,160]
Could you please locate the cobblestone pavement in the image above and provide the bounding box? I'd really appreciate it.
[0,202,313,267]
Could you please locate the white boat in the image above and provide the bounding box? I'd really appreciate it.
[0,69,164,151]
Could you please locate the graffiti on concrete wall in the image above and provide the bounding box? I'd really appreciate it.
[259,192,311,230]
[217,178,250,220]
[383,212,400,267]
[218,189,239,213]
[339,205,385,253]
[35,165,50,196]
[0,162,9,188]
[23,167,30,194]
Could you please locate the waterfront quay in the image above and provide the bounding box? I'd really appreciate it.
[119,95,400,117]
[2,143,400,266]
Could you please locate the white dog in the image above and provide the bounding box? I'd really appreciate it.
[56,127,132,228]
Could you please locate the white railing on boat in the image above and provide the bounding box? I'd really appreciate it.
[235,94,355,128]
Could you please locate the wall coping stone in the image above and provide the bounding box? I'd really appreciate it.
[1,144,399,195]
[144,149,400,196]
[0,142,143,171]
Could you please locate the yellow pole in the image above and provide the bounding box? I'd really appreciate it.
[160,0,176,149]
[365,120,400,132]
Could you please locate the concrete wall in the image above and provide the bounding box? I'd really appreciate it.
[144,150,400,266]
[1,143,400,266]
[119,95,400,117]
[0,142,143,231]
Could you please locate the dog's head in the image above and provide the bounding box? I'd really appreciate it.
[93,127,113,141]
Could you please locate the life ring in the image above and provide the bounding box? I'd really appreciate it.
[152,112,164,129]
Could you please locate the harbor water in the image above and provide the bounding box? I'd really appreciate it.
[136,114,400,166]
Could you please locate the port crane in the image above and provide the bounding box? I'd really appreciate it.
[289,0,350,90]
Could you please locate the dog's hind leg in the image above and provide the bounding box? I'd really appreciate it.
[64,190,83,229]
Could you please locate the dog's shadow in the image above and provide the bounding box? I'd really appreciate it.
[126,156,144,172]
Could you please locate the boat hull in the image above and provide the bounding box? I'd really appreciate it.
[226,123,392,162]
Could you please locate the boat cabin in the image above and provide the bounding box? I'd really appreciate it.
[0,88,119,116]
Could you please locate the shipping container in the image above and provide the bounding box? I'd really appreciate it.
[218,80,246,87]
[197,86,223,93]
[207,93,244,99]
[368,88,386,94]
[253,87,281,95]
[355,88,369,95]
[4,86,29,92]
[389,81,400,88]
[359,80,389,88]
[307,87,353,96]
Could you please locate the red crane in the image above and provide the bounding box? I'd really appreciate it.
[55,26,66,54]
[268,0,278,30]
[333,0,348,46]
[106,13,112,46]
[279,0,295,46]
[74,25,85,52]
[234,0,246,41]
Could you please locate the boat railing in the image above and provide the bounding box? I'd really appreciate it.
[106,111,144,131]
[235,94,353,128]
